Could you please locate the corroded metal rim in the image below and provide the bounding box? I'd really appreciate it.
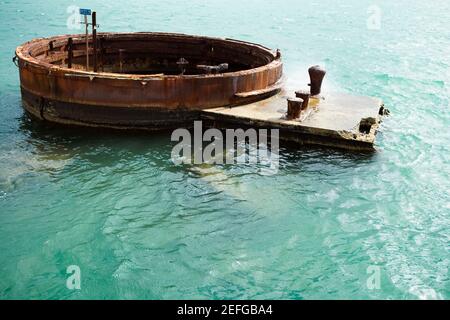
[16,32,283,128]
[16,32,282,80]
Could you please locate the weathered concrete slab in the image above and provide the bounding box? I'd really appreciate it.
[201,91,384,151]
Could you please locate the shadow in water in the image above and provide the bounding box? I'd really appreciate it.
[17,113,378,174]
[17,114,176,166]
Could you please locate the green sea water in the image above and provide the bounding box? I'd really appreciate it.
[0,0,449,299]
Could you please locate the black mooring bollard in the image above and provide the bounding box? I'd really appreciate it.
[295,90,310,109]
[287,97,303,120]
[308,65,326,96]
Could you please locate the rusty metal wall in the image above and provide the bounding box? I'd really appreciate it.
[16,33,283,118]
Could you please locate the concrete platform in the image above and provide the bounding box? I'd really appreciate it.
[201,91,384,151]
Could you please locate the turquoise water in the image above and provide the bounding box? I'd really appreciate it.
[1,0,449,299]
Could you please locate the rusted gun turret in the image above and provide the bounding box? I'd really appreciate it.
[308,65,326,96]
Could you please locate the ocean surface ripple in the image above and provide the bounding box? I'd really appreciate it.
[0,0,448,299]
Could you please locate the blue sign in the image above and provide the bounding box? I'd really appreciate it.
[79,8,92,16]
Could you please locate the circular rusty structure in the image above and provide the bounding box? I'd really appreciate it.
[15,32,283,129]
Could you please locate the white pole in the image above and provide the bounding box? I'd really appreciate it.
[85,15,89,71]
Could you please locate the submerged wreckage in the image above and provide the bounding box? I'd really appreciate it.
[14,13,386,151]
